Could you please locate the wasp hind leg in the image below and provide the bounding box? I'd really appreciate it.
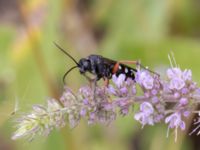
[119,60,159,76]
[118,60,139,65]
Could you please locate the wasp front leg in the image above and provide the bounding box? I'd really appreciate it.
[91,76,109,102]
[91,76,99,102]
[83,74,99,101]
[103,78,109,87]
[83,74,94,86]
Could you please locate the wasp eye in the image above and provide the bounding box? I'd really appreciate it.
[83,61,89,67]
[78,58,91,74]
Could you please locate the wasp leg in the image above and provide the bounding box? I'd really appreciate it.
[91,76,98,102]
[83,74,98,101]
[102,77,109,95]
[104,78,109,87]
[119,60,159,76]
[118,60,139,65]
[112,62,120,74]
[83,74,95,87]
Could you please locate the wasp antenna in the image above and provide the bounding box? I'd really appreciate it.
[53,42,79,66]
[63,66,79,84]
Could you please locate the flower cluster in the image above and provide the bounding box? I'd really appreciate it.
[12,63,200,141]
[12,99,66,141]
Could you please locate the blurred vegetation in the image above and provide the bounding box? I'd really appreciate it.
[0,0,200,150]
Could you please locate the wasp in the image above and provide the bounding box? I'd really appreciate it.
[54,42,157,85]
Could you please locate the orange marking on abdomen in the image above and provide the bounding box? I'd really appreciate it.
[112,62,119,74]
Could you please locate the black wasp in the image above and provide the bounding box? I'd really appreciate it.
[54,42,156,85]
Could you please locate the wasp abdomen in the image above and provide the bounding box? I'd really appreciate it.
[115,64,137,80]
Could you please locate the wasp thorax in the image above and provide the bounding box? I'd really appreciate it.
[78,58,91,74]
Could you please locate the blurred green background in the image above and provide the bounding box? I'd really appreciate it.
[0,0,200,150]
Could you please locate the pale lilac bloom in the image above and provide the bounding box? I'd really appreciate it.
[152,96,159,104]
[103,103,113,111]
[165,113,186,142]
[119,87,128,95]
[167,68,183,79]
[136,71,154,89]
[132,85,137,95]
[108,73,137,99]
[124,78,135,86]
[115,99,131,116]
[183,111,190,117]
[165,113,185,130]
[112,74,126,88]
[83,99,89,105]
[68,114,80,128]
[174,92,181,99]
[182,69,192,81]
[80,108,87,116]
[79,86,93,100]
[107,85,116,95]
[169,78,185,90]
[140,102,154,114]
[181,88,189,95]
[134,102,155,127]
[167,68,192,90]
[179,97,188,105]
[60,88,76,107]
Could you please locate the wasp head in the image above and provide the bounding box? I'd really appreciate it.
[78,58,91,74]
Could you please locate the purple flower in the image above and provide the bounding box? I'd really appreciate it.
[112,74,126,88]
[167,68,182,79]
[115,99,131,116]
[80,108,87,116]
[134,102,155,127]
[167,68,192,90]
[88,108,116,125]
[69,114,80,128]
[119,87,128,96]
[136,71,154,89]
[107,85,117,95]
[179,97,188,105]
[169,78,185,90]
[165,112,186,141]
[181,88,189,95]
[165,113,185,130]
[79,86,93,99]
[183,70,192,81]
[102,102,113,111]
[60,88,76,107]
[88,112,96,125]
[107,73,136,98]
